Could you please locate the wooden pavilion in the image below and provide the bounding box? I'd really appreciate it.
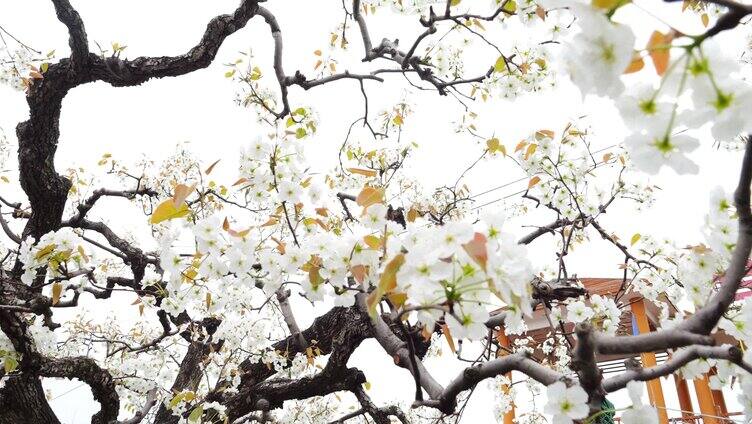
[496,278,743,424]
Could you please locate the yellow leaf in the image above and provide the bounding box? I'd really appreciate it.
[51,282,62,305]
[535,129,554,140]
[630,233,641,246]
[487,137,506,155]
[260,216,280,227]
[387,292,408,308]
[592,0,620,9]
[701,13,709,27]
[150,199,190,224]
[528,176,541,189]
[4,356,17,374]
[524,143,538,161]
[393,115,404,126]
[356,186,384,209]
[309,264,323,287]
[77,245,89,263]
[348,168,378,178]
[406,207,418,223]
[493,56,508,73]
[366,254,405,316]
[363,235,382,249]
[35,244,57,260]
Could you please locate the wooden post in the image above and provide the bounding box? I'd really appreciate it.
[497,329,515,424]
[693,374,719,424]
[709,368,728,418]
[631,299,669,424]
[673,374,695,422]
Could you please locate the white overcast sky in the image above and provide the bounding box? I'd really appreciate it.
[0,0,749,422]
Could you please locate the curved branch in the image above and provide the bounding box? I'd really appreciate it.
[50,0,89,69]
[37,356,120,424]
[422,352,562,413]
[90,0,259,87]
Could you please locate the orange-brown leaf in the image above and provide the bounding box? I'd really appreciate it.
[647,31,673,76]
[356,186,384,209]
[462,232,488,271]
[348,168,378,177]
[441,324,457,353]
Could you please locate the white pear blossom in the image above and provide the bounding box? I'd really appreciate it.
[543,381,589,424]
[562,6,635,97]
[621,381,659,424]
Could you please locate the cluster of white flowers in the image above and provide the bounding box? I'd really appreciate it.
[550,1,751,175]
[559,5,635,99]
[485,43,557,99]
[514,127,623,222]
[0,46,32,91]
[18,227,89,286]
[565,294,621,334]
[489,374,515,420]
[397,214,535,338]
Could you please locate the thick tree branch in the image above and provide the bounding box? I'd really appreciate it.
[50,0,89,69]
[420,351,562,413]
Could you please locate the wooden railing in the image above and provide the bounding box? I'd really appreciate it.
[613,412,742,423]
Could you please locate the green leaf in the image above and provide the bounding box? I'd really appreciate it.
[494,56,508,73]
[631,233,641,246]
[4,356,17,374]
[295,127,307,139]
[188,405,203,423]
[502,0,517,13]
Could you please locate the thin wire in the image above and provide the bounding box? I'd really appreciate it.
[467,144,621,212]
[470,189,526,211]
[466,144,619,201]
[47,382,87,401]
